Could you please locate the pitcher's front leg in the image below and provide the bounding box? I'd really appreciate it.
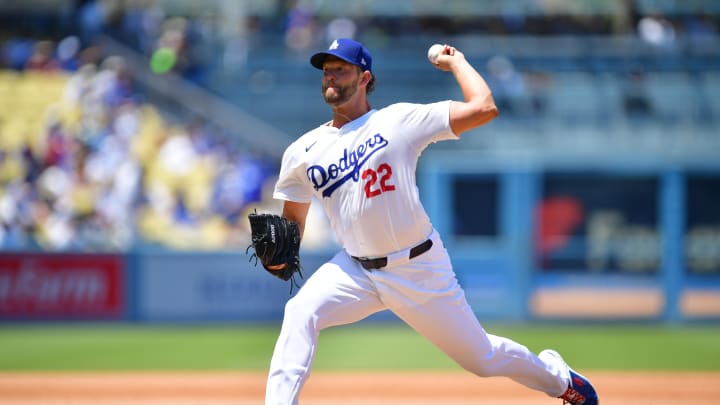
[266,253,384,405]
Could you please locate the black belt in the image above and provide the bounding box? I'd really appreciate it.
[352,239,433,270]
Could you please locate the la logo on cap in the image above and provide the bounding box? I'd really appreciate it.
[329,40,339,50]
[360,58,366,66]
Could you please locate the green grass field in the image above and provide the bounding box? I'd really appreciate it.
[1,323,719,371]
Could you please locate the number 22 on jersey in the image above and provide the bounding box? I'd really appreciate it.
[362,163,396,198]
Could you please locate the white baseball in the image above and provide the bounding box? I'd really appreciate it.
[427,44,444,64]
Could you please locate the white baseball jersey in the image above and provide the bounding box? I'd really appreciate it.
[274,101,457,257]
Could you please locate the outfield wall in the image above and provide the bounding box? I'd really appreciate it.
[1,245,718,323]
[1,155,719,323]
[420,151,720,322]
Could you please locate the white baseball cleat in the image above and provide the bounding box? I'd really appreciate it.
[539,349,599,405]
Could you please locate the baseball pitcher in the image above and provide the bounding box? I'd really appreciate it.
[248,38,598,405]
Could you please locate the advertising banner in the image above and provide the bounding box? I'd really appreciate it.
[136,252,330,321]
[536,173,660,274]
[0,253,125,319]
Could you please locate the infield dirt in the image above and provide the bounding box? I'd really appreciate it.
[1,371,718,404]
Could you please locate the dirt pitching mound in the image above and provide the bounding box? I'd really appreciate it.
[1,371,718,404]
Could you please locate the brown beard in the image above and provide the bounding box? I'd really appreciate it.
[322,77,359,106]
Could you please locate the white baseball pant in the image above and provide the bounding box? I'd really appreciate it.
[265,229,569,404]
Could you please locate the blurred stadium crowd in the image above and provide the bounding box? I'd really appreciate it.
[0,2,279,251]
[0,0,719,252]
[0,60,276,251]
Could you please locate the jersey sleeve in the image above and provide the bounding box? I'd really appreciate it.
[273,141,314,203]
[392,101,457,153]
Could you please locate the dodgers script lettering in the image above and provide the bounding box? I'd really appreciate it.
[306,133,389,197]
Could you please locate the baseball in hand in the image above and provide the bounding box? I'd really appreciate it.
[427,44,444,64]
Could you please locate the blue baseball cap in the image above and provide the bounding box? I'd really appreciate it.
[310,38,372,72]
